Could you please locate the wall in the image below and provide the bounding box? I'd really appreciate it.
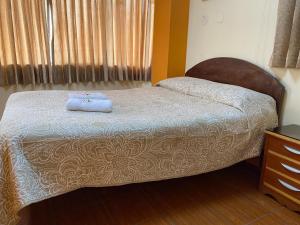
[151,0,190,84]
[167,0,190,78]
[186,0,300,126]
[151,0,172,84]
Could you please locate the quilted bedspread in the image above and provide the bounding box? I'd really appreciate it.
[0,78,277,225]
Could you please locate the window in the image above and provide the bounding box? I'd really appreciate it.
[0,0,154,86]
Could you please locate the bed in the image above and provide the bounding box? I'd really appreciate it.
[0,58,284,225]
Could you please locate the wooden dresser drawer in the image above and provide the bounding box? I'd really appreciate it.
[266,152,300,181]
[264,168,300,205]
[267,135,300,161]
[261,126,300,211]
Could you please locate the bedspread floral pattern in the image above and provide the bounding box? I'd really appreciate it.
[0,79,277,225]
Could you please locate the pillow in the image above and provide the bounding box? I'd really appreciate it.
[157,77,276,113]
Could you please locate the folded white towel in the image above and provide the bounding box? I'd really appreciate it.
[66,98,112,112]
[68,92,108,100]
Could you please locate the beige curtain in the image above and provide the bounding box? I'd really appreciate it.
[0,0,154,86]
[271,0,300,68]
[0,0,51,86]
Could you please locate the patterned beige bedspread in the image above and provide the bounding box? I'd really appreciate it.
[0,78,277,225]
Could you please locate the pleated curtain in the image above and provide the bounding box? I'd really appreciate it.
[271,0,300,68]
[0,0,154,86]
[0,0,51,85]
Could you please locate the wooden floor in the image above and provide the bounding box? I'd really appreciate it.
[20,164,300,225]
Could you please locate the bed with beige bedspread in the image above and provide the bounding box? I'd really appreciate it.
[0,77,277,225]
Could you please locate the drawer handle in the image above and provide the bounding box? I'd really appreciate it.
[281,163,300,174]
[284,145,300,155]
[278,179,300,192]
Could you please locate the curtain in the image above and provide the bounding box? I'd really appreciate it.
[0,0,154,86]
[271,0,300,68]
[0,0,51,86]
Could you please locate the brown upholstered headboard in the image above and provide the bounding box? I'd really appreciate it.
[185,57,285,119]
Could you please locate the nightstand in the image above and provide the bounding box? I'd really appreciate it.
[260,124,300,211]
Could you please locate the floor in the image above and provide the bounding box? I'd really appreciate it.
[20,164,300,225]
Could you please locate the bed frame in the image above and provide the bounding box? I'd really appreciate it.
[185,57,285,120]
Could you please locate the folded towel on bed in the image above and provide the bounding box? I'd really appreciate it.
[66,98,113,112]
[69,92,108,100]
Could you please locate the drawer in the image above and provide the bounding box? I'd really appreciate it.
[264,168,300,205]
[266,151,300,181]
[267,135,300,161]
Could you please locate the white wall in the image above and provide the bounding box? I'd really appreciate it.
[186,0,300,125]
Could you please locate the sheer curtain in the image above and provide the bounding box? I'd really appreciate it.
[0,0,154,86]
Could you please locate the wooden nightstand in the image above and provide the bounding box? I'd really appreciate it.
[260,125,300,211]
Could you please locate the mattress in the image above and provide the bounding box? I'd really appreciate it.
[0,77,277,225]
